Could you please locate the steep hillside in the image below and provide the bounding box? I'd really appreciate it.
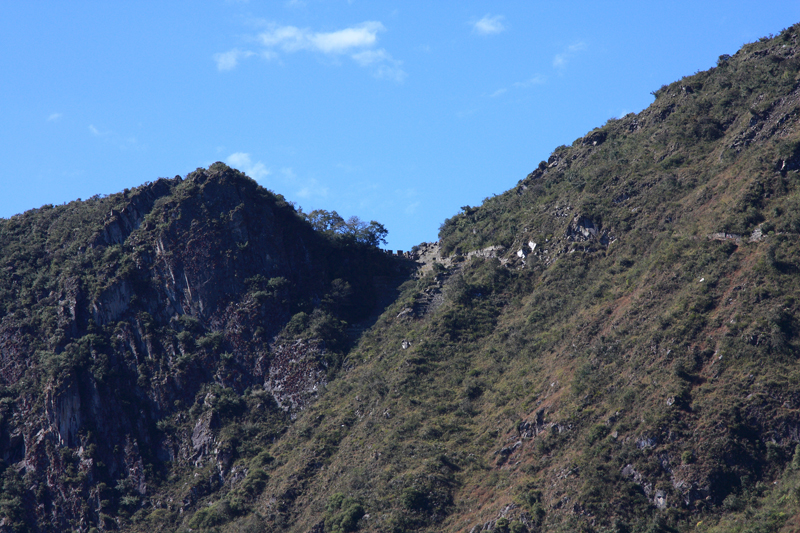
[3,22,800,533]
[248,24,800,533]
[0,164,400,532]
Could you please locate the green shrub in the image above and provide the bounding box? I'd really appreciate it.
[324,493,365,533]
[188,500,233,529]
[401,487,430,512]
[587,423,610,445]
[238,469,268,499]
[286,312,309,335]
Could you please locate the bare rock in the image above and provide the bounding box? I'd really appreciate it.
[192,411,218,465]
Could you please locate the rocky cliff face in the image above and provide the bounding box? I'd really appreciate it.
[0,164,399,532]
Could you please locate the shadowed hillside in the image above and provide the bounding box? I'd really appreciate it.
[0,164,402,532]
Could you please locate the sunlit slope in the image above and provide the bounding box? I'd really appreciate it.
[253,24,800,533]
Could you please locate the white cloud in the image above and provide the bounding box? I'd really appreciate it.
[257,25,305,49]
[473,14,505,35]
[217,21,401,80]
[47,113,62,122]
[226,152,270,181]
[553,42,587,69]
[353,48,406,81]
[257,21,384,54]
[489,88,507,98]
[314,23,383,53]
[285,0,305,7]
[213,49,255,71]
[351,48,389,66]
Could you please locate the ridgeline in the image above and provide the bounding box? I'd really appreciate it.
[3,23,800,533]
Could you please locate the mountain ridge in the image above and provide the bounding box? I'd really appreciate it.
[3,23,800,533]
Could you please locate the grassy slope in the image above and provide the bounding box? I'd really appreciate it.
[247,24,800,533]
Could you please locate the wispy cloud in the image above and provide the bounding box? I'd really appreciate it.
[216,21,404,81]
[352,48,406,81]
[513,75,547,88]
[213,49,255,71]
[89,124,139,150]
[226,152,270,181]
[473,14,505,35]
[257,21,384,54]
[488,75,546,98]
[351,48,390,66]
[405,201,420,215]
[553,42,587,69]
[251,166,329,200]
[47,113,62,122]
[295,174,329,199]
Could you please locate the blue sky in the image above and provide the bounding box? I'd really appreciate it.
[2,2,799,250]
